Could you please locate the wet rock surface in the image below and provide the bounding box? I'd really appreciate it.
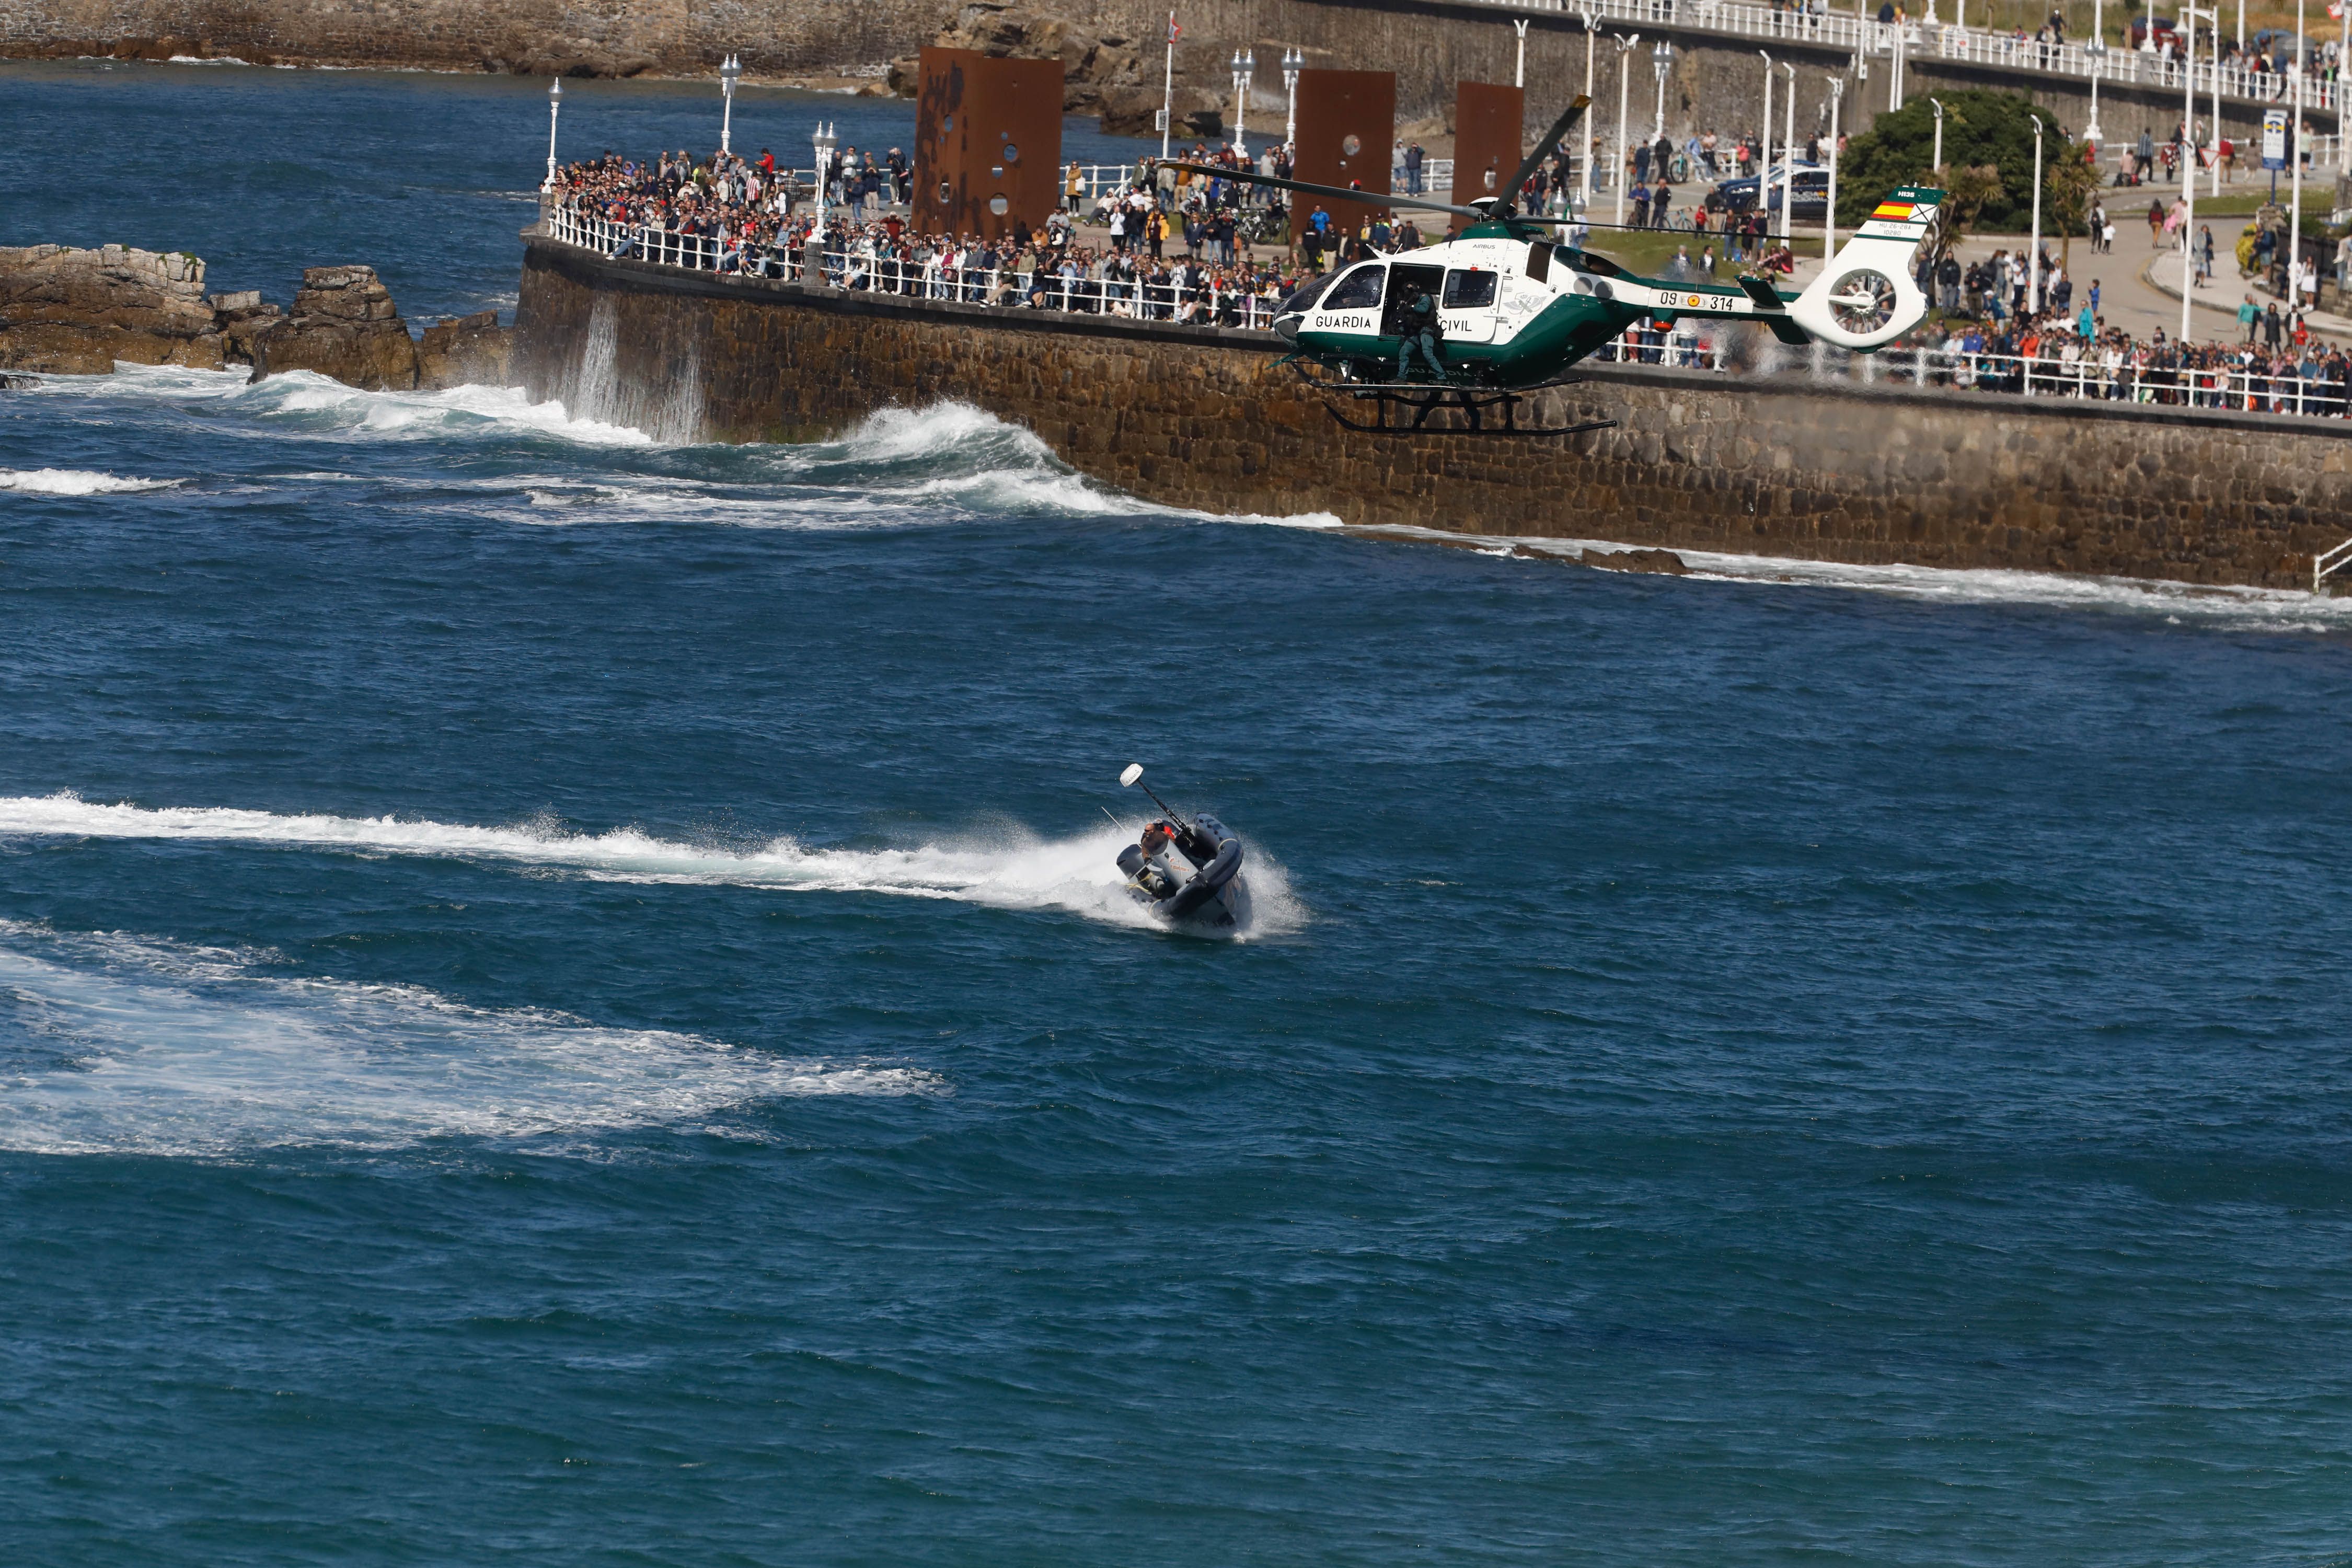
[248,266,421,390]
[418,309,515,390]
[0,244,228,374]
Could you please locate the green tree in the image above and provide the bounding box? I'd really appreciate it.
[1834,90,2068,231]
[2043,137,2104,268]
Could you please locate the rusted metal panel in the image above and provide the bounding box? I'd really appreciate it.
[1448,82,1526,232]
[1289,69,1395,248]
[914,49,1065,243]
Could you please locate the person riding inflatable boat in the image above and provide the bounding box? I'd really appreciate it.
[1116,813,1251,932]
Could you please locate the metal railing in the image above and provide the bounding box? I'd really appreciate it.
[2316,535,2352,590]
[548,202,1285,328]
[1445,0,2346,114]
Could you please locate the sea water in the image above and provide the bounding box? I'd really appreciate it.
[5,60,2352,1567]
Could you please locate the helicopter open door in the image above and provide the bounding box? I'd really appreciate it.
[1378,264,1446,337]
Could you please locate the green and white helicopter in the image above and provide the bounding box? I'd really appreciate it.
[1172,97,1940,435]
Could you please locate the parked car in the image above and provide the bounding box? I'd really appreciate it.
[1709,164,1829,221]
[2126,14,2178,48]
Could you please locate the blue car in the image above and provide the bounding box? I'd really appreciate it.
[1709,164,1830,221]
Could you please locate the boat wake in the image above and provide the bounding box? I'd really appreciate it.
[0,794,1303,937]
[0,921,939,1159]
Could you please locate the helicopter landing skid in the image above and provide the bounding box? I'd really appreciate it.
[1286,361,1616,439]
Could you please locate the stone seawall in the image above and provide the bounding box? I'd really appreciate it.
[514,234,2352,590]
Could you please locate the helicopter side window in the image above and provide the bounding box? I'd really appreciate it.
[1319,264,1388,312]
[1442,270,1498,309]
[1278,271,1339,314]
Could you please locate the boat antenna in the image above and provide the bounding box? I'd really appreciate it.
[1119,762,1181,820]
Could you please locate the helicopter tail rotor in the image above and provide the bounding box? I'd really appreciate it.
[1786,184,1943,351]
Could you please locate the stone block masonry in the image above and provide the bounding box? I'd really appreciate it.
[514,235,2351,591]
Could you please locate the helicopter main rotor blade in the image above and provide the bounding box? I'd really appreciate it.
[1498,95,1592,215]
[1160,162,1487,222]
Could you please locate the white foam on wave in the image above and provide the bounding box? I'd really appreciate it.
[0,921,939,1159]
[1340,524,2352,634]
[0,467,180,495]
[29,362,652,448]
[0,794,1303,938]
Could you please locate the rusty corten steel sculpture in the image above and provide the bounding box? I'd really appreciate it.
[1447,81,1526,235]
[1287,69,1395,248]
[914,49,1065,243]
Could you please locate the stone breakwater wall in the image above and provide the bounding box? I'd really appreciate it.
[515,235,2352,590]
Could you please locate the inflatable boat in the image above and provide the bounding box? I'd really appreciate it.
[1113,765,1251,935]
[1116,812,1252,933]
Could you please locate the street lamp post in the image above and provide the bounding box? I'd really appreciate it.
[1781,61,1796,239]
[2028,112,2045,312]
[544,77,562,190]
[2086,38,2106,145]
[1230,48,1254,157]
[1282,47,1302,152]
[813,121,837,214]
[2180,4,2202,342]
[1758,50,1774,239]
[1652,39,1674,140]
[1580,12,1598,220]
[719,53,742,155]
[1515,18,1529,88]
[1826,76,1844,258]
[1929,94,1944,171]
[1616,33,1640,227]
[2290,0,2307,314]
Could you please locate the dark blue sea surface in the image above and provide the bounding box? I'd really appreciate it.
[6,60,2352,1567]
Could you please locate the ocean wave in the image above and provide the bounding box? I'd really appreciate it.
[0,794,1303,937]
[0,921,940,1159]
[0,466,181,495]
[28,363,652,448]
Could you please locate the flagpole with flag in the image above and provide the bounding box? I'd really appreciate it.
[1162,12,1180,160]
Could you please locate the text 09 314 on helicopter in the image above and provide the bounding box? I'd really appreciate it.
[1168,96,1941,427]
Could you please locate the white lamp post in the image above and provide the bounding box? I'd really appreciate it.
[1781,61,1796,238]
[1616,32,1640,227]
[2028,112,2045,312]
[1515,18,1530,88]
[544,77,562,190]
[1758,49,1774,238]
[719,53,742,156]
[2181,4,2201,342]
[1826,76,1844,258]
[1282,47,1303,152]
[1580,11,1598,218]
[1652,39,1674,140]
[1929,94,1945,170]
[1160,10,1177,162]
[2088,0,2107,144]
[813,120,837,213]
[1230,48,1254,156]
[2291,0,2307,314]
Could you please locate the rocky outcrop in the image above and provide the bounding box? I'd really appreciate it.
[248,266,421,390]
[418,309,515,389]
[887,0,1225,136]
[0,244,229,373]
